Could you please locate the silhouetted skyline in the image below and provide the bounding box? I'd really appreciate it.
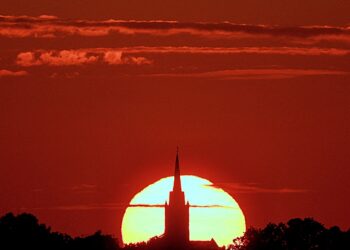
[1,212,349,250]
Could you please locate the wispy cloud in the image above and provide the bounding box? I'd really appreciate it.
[28,203,127,211]
[1,15,349,43]
[148,68,348,80]
[4,16,349,79]
[15,46,348,68]
[25,203,236,211]
[103,50,151,65]
[49,71,80,79]
[0,69,27,77]
[129,204,236,209]
[211,183,309,194]
[16,50,152,67]
[16,51,98,66]
[70,184,97,194]
[117,46,350,56]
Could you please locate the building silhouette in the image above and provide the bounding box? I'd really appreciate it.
[164,149,190,245]
[162,150,219,250]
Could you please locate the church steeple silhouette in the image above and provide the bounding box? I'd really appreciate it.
[164,149,190,245]
[173,148,182,192]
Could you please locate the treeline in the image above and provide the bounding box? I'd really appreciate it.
[0,213,119,250]
[229,218,350,250]
[0,213,349,250]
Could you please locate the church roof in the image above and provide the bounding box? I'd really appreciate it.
[189,239,220,249]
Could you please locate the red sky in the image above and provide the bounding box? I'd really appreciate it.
[0,0,349,240]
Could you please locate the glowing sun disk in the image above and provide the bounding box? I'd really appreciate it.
[121,175,246,247]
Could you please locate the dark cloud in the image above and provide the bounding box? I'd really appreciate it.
[1,15,349,43]
[211,183,309,194]
[23,203,236,211]
[147,69,348,80]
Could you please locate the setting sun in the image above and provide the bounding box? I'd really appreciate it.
[121,175,246,247]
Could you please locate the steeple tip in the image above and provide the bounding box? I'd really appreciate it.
[175,147,180,172]
[173,147,182,191]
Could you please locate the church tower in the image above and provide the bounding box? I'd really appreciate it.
[164,149,190,245]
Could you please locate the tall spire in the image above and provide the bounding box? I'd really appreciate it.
[173,147,182,191]
[164,147,190,244]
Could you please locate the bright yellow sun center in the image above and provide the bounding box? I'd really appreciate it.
[121,175,246,247]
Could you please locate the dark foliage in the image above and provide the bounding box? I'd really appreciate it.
[1,213,349,250]
[230,218,350,250]
[0,213,119,250]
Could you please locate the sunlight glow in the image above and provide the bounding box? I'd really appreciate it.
[121,175,246,247]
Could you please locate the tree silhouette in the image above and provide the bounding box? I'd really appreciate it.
[230,218,350,250]
[0,213,68,250]
[0,213,119,250]
[1,213,349,250]
[72,230,119,250]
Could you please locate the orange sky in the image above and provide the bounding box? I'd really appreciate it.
[0,0,349,240]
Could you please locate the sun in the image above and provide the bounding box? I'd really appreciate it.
[121,175,246,247]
